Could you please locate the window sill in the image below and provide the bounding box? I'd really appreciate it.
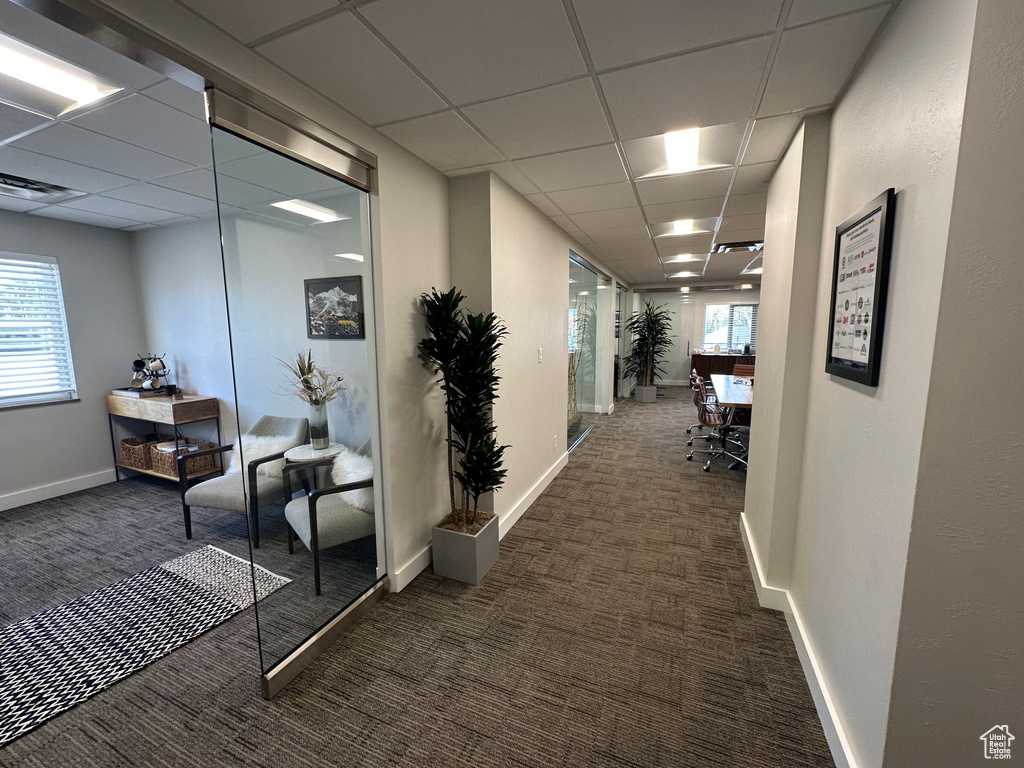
[0,398,81,412]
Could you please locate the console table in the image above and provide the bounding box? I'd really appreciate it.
[106,394,222,482]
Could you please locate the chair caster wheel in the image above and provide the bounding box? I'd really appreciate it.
[685,428,692,434]
[686,453,693,461]
[702,465,710,472]
[686,439,693,447]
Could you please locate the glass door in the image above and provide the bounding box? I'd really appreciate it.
[568,254,607,449]
[210,124,384,677]
[616,285,630,399]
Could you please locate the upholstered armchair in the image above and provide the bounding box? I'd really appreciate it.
[177,415,308,547]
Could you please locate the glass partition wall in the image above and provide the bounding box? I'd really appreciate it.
[568,254,610,450]
[211,126,384,676]
[616,285,631,400]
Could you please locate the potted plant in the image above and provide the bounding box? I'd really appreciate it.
[622,299,673,403]
[419,288,509,585]
[279,350,345,449]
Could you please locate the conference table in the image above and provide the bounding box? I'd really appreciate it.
[710,373,753,469]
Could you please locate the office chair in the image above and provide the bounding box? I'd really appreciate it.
[733,363,755,379]
[685,368,716,435]
[686,377,746,472]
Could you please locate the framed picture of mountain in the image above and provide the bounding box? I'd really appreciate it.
[304,276,365,339]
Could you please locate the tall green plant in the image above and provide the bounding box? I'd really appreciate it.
[418,288,509,530]
[622,299,673,388]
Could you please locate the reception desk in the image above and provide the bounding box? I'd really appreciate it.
[690,353,756,381]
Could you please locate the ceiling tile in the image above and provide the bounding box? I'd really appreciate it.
[731,162,774,194]
[720,212,766,231]
[716,227,765,241]
[462,79,612,159]
[179,0,339,44]
[743,113,804,165]
[635,167,733,206]
[360,0,585,104]
[0,146,135,193]
[550,215,584,235]
[600,239,657,256]
[759,6,890,115]
[547,181,637,214]
[624,120,745,178]
[215,151,339,197]
[514,144,626,192]
[151,168,216,199]
[213,174,287,207]
[588,225,651,244]
[378,111,503,171]
[141,80,206,120]
[70,94,213,166]
[723,192,768,216]
[102,184,216,216]
[0,196,42,213]
[657,233,714,253]
[0,102,51,143]
[61,195,180,223]
[703,251,757,279]
[571,207,645,230]
[523,193,563,217]
[788,0,890,27]
[257,12,446,126]
[447,162,540,195]
[644,197,725,223]
[600,36,771,140]
[14,124,192,182]
[30,206,138,229]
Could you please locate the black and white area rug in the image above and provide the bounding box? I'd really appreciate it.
[0,546,289,746]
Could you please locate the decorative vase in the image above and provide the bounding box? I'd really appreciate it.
[309,402,329,450]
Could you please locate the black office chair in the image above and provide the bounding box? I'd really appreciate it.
[686,377,746,472]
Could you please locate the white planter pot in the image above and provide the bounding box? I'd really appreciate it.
[635,385,658,403]
[431,513,500,585]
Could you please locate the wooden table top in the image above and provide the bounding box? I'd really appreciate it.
[710,373,754,409]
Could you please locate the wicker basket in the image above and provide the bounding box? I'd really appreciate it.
[119,434,172,470]
[149,438,216,478]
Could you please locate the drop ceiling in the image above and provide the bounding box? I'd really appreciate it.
[179,0,892,287]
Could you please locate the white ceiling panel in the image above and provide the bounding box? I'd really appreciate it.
[759,6,889,115]
[601,240,657,256]
[723,192,768,216]
[635,167,733,206]
[587,225,651,243]
[214,152,339,197]
[550,215,584,236]
[447,162,540,195]
[359,0,585,105]
[570,207,645,230]
[257,12,446,126]
[547,181,637,214]
[0,146,135,193]
[788,0,890,27]
[60,195,181,224]
[716,227,766,242]
[141,79,206,120]
[214,174,293,207]
[0,196,42,213]
[600,36,771,140]
[151,168,217,200]
[0,102,51,143]
[574,0,784,70]
[720,213,767,231]
[742,113,803,165]
[656,232,714,253]
[180,0,339,44]
[644,197,725,223]
[523,193,563,217]
[462,79,612,159]
[70,94,213,167]
[378,111,503,171]
[103,183,216,217]
[514,144,626,192]
[29,206,138,228]
[731,162,774,195]
[703,251,756,279]
[13,123,193,181]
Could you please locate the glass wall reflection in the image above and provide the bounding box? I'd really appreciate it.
[568,254,609,449]
[212,127,383,672]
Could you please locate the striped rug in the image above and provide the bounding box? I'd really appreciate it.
[0,545,288,747]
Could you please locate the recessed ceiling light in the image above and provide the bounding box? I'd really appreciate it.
[578,291,590,296]
[335,253,364,262]
[597,285,609,289]
[743,267,763,275]
[271,199,345,223]
[663,253,706,264]
[714,240,763,253]
[664,128,700,174]
[679,287,690,292]
[740,284,754,289]
[0,32,121,115]
[672,219,694,235]
[668,271,701,279]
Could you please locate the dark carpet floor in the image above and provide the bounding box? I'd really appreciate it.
[0,386,834,767]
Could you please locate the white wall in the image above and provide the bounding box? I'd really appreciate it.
[746,0,978,765]
[883,0,1024,763]
[0,211,145,509]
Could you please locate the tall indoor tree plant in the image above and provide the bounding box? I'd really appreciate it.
[419,288,509,585]
[622,299,673,402]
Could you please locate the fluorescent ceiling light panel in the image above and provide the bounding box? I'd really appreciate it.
[743,267,763,274]
[668,271,701,279]
[664,128,700,174]
[271,199,345,223]
[578,291,590,296]
[335,253,364,262]
[679,287,690,292]
[0,32,121,114]
[662,253,706,264]
[673,219,694,235]
[740,284,754,289]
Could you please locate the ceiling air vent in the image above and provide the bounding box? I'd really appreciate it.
[0,173,84,203]
[714,240,764,253]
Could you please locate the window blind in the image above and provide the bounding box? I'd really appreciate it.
[0,253,78,408]
[701,303,759,351]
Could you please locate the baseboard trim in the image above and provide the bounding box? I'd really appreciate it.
[391,542,433,593]
[0,469,116,512]
[658,379,689,386]
[739,513,858,768]
[607,403,615,415]
[498,452,568,540]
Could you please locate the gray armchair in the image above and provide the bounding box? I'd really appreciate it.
[178,415,308,547]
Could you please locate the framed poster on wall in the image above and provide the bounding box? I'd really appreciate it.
[825,188,896,386]
[305,276,365,339]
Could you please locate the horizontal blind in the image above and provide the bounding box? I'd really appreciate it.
[0,253,77,408]
[702,302,759,351]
